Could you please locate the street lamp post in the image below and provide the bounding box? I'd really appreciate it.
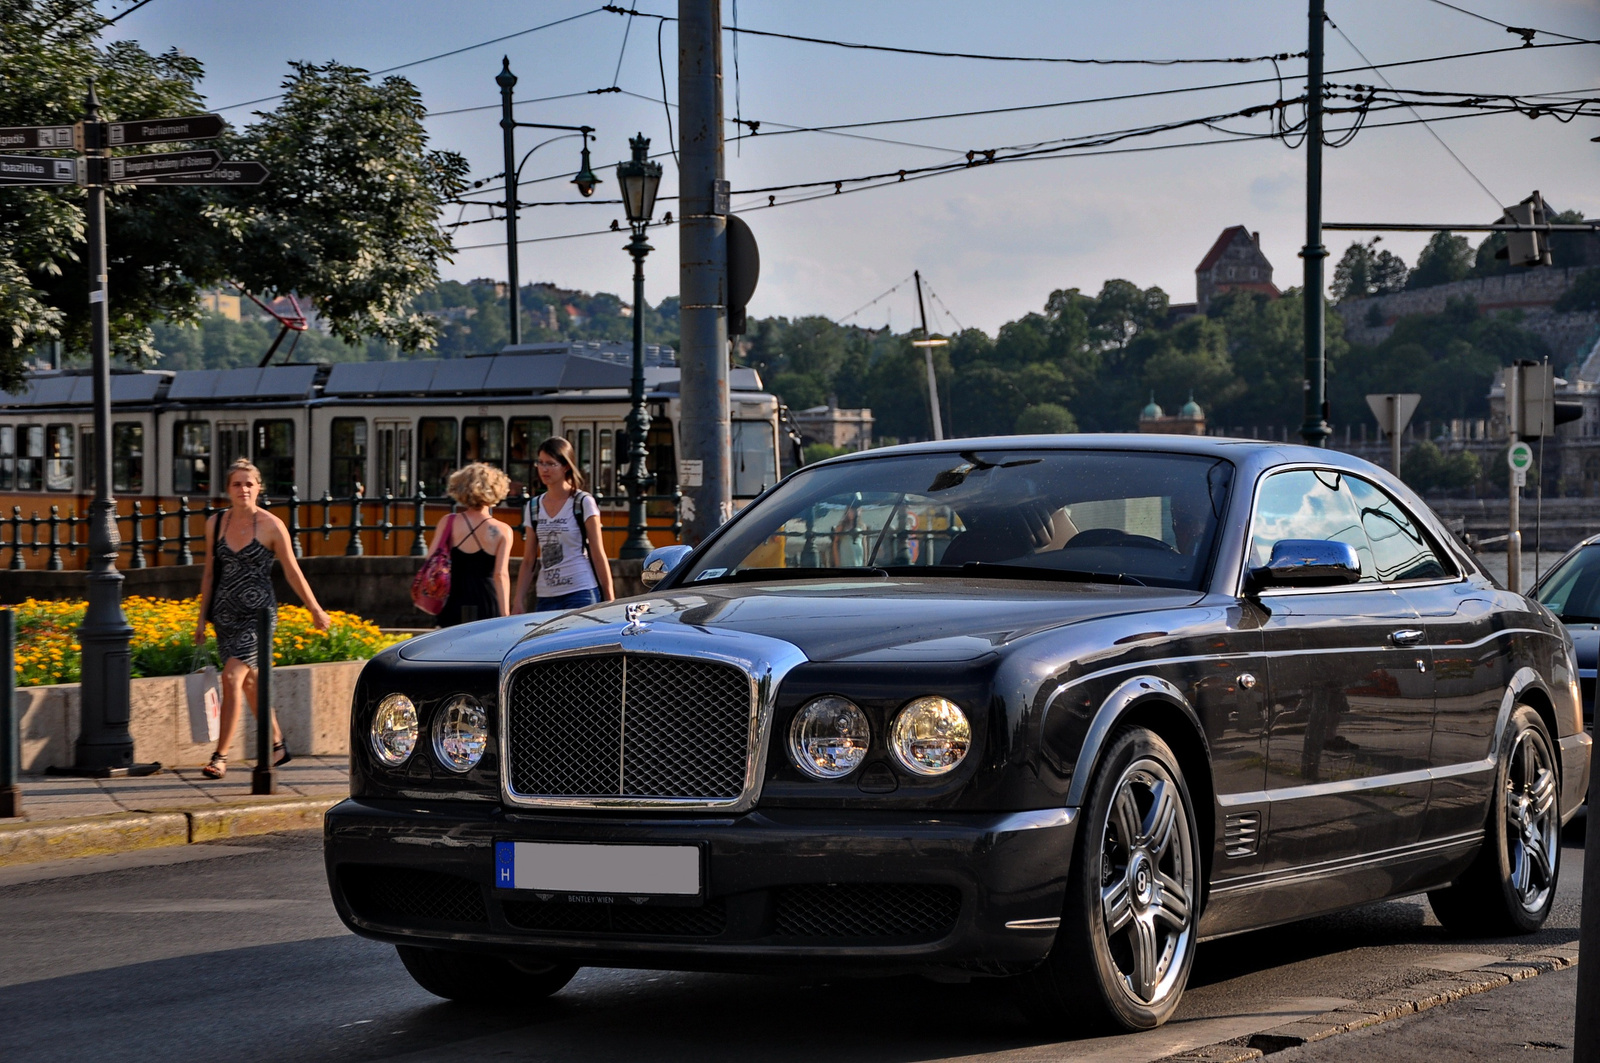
[616,134,663,560]
[495,57,601,345]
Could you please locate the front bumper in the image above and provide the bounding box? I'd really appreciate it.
[324,798,1077,974]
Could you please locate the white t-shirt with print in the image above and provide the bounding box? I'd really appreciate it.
[526,492,600,598]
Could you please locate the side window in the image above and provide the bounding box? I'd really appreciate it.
[18,425,43,491]
[1345,477,1451,582]
[330,417,368,497]
[112,422,143,494]
[45,424,74,491]
[1248,469,1375,578]
[0,425,14,491]
[174,422,211,496]
[252,419,295,498]
[507,416,552,499]
[417,417,457,495]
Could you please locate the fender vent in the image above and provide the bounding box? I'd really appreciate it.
[1224,812,1261,858]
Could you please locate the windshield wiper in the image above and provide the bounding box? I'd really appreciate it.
[692,566,890,585]
[880,562,1147,587]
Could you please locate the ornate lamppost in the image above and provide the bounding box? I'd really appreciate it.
[616,134,663,559]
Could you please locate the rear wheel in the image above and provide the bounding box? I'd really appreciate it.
[1018,726,1201,1033]
[396,945,578,1004]
[1429,705,1560,936]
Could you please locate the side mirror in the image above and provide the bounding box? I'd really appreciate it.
[1247,539,1362,592]
[640,544,693,590]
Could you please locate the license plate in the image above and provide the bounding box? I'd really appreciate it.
[494,841,701,898]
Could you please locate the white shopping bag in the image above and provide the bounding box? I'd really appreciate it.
[185,655,221,744]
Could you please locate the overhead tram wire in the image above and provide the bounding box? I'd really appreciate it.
[839,275,917,324]
[212,7,608,113]
[1328,16,1504,211]
[598,4,1305,66]
[1415,0,1590,45]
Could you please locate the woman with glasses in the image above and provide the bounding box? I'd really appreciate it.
[514,437,615,613]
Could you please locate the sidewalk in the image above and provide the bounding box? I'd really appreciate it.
[0,756,348,867]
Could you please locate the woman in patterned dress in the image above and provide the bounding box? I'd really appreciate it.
[193,459,331,779]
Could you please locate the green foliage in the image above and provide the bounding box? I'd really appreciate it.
[1014,403,1076,434]
[1487,444,1539,490]
[1331,238,1408,301]
[1554,268,1600,313]
[0,1,467,384]
[1402,439,1481,493]
[802,442,849,464]
[1407,231,1474,290]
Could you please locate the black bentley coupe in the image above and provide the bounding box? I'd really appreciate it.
[324,436,1591,1033]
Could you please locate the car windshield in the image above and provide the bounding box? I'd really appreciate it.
[1532,545,1600,622]
[682,449,1233,590]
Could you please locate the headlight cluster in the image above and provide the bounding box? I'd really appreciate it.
[368,693,488,773]
[786,694,970,779]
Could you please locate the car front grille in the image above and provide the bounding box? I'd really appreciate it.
[505,653,754,803]
[340,866,488,927]
[502,898,728,937]
[773,883,962,940]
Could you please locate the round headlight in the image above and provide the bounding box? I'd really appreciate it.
[370,693,418,766]
[433,695,489,772]
[890,696,971,776]
[788,695,870,779]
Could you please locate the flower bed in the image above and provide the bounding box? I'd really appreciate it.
[12,596,405,687]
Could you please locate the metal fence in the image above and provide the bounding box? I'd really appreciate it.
[0,486,684,571]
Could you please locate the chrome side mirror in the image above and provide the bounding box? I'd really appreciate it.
[640,544,693,590]
[1247,539,1362,592]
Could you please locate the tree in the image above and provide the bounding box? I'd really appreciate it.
[1331,238,1408,301]
[1406,231,1473,290]
[1554,268,1600,313]
[1014,403,1076,434]
[0,1,466,384]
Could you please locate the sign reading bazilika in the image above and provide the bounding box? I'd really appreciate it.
[0,155,78,184]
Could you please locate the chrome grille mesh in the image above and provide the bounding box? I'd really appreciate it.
[506,653,752,802]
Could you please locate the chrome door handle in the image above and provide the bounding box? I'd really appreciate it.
[1390,628,1425,646]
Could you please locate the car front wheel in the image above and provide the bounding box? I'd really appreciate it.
[1428,704,1561,936]
[1018,725,1201,1033]
[396,945,579,1004]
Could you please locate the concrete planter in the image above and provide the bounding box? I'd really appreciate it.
[17,658,364,773]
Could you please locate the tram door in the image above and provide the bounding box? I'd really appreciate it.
[375,421,412,499]
[217,423,248,485]
[564,421,623,502]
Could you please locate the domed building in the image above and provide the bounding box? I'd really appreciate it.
[1138,392,1207,436]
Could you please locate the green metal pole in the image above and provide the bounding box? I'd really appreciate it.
[0,609,19,817]
[622,226,656,559]
[497,57,521,346]
[1299,0,1331,447]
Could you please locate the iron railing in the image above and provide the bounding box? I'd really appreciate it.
[0,486,684,571]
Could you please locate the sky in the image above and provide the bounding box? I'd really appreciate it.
[98,0,1600,336]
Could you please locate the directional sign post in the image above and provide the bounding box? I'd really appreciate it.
[0,124,75,151]
[105,113,224,147]
[1364,393,1421,478]
[105,148,221,183]
[132,160,269,186]
[0,155,78,185]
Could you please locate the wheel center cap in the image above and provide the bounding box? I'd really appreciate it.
[1130,852,1156,906]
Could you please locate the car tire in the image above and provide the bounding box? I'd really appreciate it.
[1017,726,1202,1033]
[1428,704,1561,936]
[396,945,579,1003]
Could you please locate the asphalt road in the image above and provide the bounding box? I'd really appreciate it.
[0,822,1585,1063]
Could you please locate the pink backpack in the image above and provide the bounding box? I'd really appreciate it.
[410,514,455,615]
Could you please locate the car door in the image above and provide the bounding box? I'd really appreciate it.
[1248,469,1436,878]
[1345,475,1509,845]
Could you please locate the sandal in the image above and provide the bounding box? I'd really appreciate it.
[201,752,227,779]
[273,741,293,768]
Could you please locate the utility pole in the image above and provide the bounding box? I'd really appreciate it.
[1506,365,1522,592]
[678,0,730,543]
[497,58,521,345]
[74,80,140,773]
[1299,0,1331,447]
[912,271,945,441]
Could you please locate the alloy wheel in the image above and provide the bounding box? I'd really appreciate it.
[1504,726,1559,915]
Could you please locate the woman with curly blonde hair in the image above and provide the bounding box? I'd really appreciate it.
[431,462,513,626]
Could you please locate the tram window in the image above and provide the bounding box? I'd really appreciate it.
[113,422,143,494]
[565,427,593,490]
[252,419,295,497]
[507,416,552,498]
[599,428,615,499]
[173,422,211,496]
[18,426,42,491]
[0,426,13,491]
[45,424,73,491]
[646,417,675,518]
[462,417,504,468]
[330,417,368,497]
[418,417,457,496]
[376,421,412,498]
[731,420,778,498]
[217,422,248,489]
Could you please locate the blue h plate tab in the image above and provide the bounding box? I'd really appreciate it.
[494,841,515,888]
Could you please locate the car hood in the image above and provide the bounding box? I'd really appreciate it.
[510,578,1204,663]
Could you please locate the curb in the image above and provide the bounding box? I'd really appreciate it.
[1159,943,1582,1061]
[0,796,339,868]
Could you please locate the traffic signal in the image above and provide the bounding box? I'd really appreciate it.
[1511,360,1582,438]
[1496,191,1552,268]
